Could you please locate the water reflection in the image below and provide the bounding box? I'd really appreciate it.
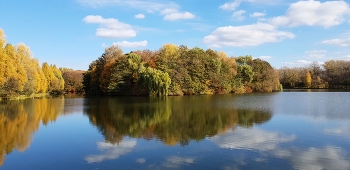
[83,96,273,147]
[0,97,80,166]
[211,128,296,151]
[85,140,137,163]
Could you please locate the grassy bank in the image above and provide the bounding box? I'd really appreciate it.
[0,93,49,101]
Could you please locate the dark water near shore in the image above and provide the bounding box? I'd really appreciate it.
[0,91,350,170]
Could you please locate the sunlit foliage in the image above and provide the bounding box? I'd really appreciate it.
[84,45,281,96]
[0,29,65,98]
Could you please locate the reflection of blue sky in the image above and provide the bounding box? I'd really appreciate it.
[211,127,350,170]
[85,140,136,163]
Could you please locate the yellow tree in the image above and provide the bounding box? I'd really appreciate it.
[160,43,179,61]
[51,65,65,91]
[0,29,7,87]
[4,43,27,93]
[42,62,56,92]
[16,43,38,95]
[305,70,312,88]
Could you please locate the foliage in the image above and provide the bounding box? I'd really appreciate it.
[279,60,350,89]
[83,44,282,96]
[0,29,65,98]
[60,68,84,92]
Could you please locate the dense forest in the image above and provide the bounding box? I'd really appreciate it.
[83,45,282,96]
[279,61,350,89]
[0,29,83,99]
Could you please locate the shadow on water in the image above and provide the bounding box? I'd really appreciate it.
[83,95,273,146]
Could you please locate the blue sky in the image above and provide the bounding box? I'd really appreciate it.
[1,0,350,70]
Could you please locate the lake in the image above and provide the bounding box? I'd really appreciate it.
[0,91,350,170]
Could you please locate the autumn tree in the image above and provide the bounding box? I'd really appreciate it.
[304,70,312,88]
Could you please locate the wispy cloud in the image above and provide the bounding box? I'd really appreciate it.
[162,156,195,168]
[232,10,246,21]
[77,0,178,12]
[112,40,148,48]
[258,56,272,60]
[283,60,313,66]
[322,38,350,47]
[273,146,350,170]
[305,50,327,59]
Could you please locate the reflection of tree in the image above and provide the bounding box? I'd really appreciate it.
[84,97,171,144]
[0,97,65,166]
[238,109,272,128]
[84,96,272,146]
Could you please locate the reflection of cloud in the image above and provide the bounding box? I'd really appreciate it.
[211,128,295,151]
[274,146,350,170]
[214,127,350,170]
[325,125,350,140]
[85,140,136,163]
[162,156,195,168]
[136,158,146,164]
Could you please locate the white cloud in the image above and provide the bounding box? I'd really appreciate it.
[203,22,295,47]
[77,0,178,12]
[83,15,136,38]
[322,38,350,47]
[283,60,313,66]
[160,8,178,15]
[135,14,145,19]
[211,128,295,151]
[258,56,272,60]
[305,50,327,59]
[270,0,350,27]
[112,40,148,48]
[219,1,241,11]
[85,140,137,163]
[250,12,265,18]
[232,10,246,20]
[161,8,195,21]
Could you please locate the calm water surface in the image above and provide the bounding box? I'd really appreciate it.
[0,91,350,170]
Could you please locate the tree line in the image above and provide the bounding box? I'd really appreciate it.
[279,60,350,89]
[83,44,282,96]
[0,29,83,98]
